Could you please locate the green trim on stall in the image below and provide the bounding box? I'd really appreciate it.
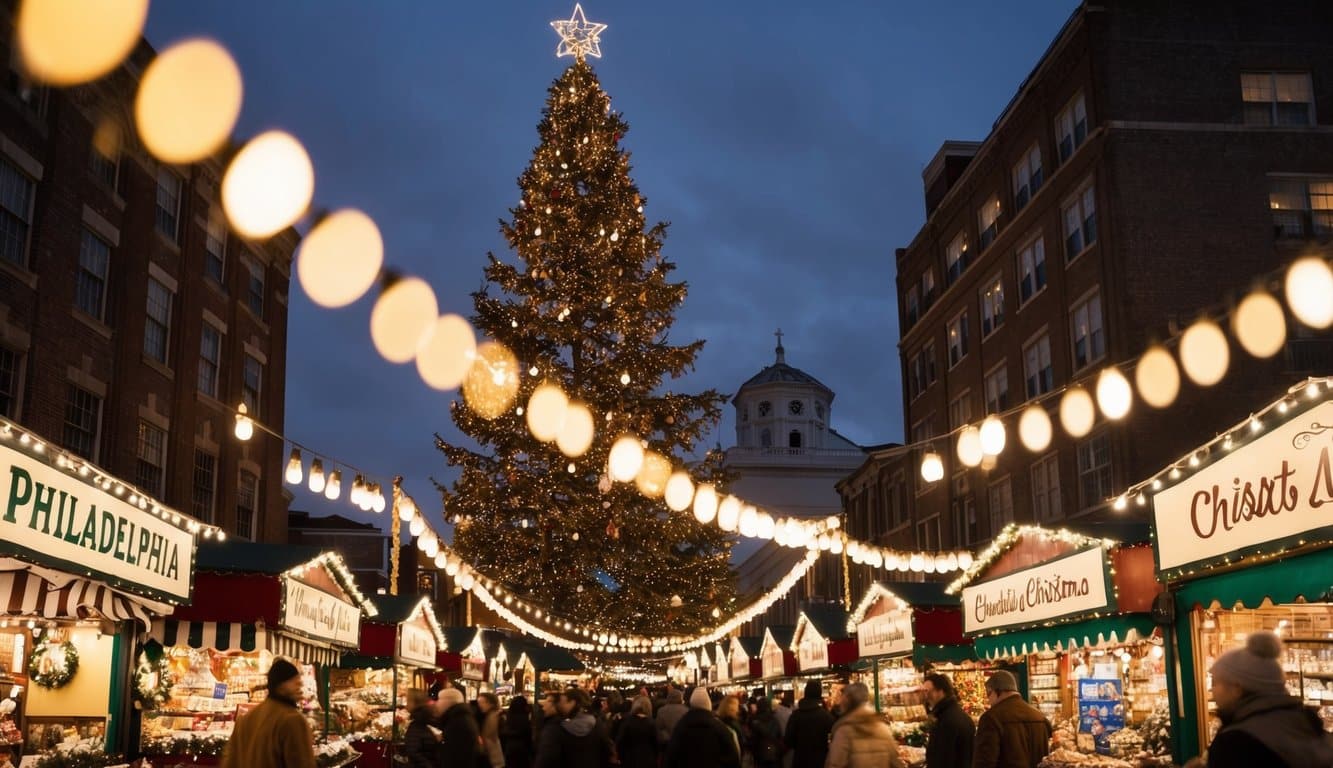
[913,644,977,666]
[106,628,125,753]
[973,614,1156,660]
[340,654,396,670]
[1168,546,1333,764]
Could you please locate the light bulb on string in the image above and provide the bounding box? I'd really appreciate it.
[409,517,426,537]
[284,448,303,485]
[692,484,718,524]
[462,342,521,419]
[717,496,741,532]
[527,384,569,442]
[956,426,983,468]
[233,403,254,441]
[979,416,1006,456]
[417,313,476,388]
[297,209,385,309]
[308,459,326,495]
[134,38,242,163]
[1096,368,1133,420]
[372,484,387,513]
[664,471,694,512]
[1059,387,1096,438]
[608,436,645,482]
[17,0,148,86]
[222,131,314,239]
[1286,257,1333,329]
[1179,319,1229,386]
[323,470,342,501]
[371,278,439,365]
[1136,345,1180,409]
[1233,290,1287,358]
[556,403,594,458]
[920,451,944,482]
[398,495,417,522]
[635,451,671,497]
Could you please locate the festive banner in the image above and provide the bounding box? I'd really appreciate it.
[856,605,914,658]
[398,618,437,666]
[962,546,1113,634]
[281,577,360,646]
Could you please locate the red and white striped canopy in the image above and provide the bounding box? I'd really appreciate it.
[0,562,167,629]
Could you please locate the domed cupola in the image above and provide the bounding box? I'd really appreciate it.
[733,330,835,450]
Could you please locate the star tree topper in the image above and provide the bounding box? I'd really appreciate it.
[551,4,607,60]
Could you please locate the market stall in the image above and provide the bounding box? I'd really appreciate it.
[328,594,445,758]
[950,524,1165,760]
[440,628,504,700]
[140,541,371,763]
[498,639,585,698]
[785,604,854,703]
[722,636,762,693]
[758,625,798,695]
[0,419,199,760]
[711,641,729,686]
[1147,380,1333,764]
[846,581,978,722]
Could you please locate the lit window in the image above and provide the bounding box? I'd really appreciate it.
[1241,72,1314,126]
[945,232,968,284]
[978,196,1001,250]
[1269,177,1333,239]
[947,311,969,368]
[1023,334,1054,399]
[981,276,1005,337]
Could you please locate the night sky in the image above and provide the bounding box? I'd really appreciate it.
[143,1,1076,536]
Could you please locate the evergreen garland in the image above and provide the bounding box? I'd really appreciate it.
[28,638,78,689]
[132,650,173,710]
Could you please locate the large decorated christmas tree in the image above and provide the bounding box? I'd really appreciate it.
[436,7,736,635]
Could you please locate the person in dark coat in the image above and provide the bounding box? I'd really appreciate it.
[553,688,613,768]
[922,673,975,768]
[783,680,833,768]
[747,697,782,768]
[220,658,316,768]
[973,671,1051,768]
[665,688,740,768]
[532,693,564,768]
[655,688,689,747]
[437,688,484,768]
[402,689,440,768]
[1188,631,1333,768]
[501,696,534,768]
[615,695,658,768]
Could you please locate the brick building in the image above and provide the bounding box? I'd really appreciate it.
[881,1,1333,551]
[0,7,297,542]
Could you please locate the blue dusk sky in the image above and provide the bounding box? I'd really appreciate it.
[144,0,1076,534]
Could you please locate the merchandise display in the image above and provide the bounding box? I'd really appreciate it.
[327,667,410,741]
[873,661,927,722]
[936,665,990,717]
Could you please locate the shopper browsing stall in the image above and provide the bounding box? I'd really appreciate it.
[221,658,317,768]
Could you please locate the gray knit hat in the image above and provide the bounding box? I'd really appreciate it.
[985,670,1019,692]
[1210,631,1287,696]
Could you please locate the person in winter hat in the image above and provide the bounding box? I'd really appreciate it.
[783,679,833,768]
[825,682,905,768]
[973,670,1051,768]
[665,687,739,768]
[221,658,317,768]
[1190,631,1333,768]
[656,688,689,747]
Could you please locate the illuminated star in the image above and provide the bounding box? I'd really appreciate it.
[550,4,607,60]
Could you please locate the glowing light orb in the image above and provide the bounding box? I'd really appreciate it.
[1233,290,1286,359]
[136,39,242,163]
[1179,319,1229,386]
[717,496,741,532]
[1059,387,1096,438]
[692,484,718,524]
[416,313,476,389]
[979,415,1006,456]
[1136,346,1180,409]
[18,0,148,85]
[608,436,644,482]
[1096,368,1133,420]
[956,426,983,468]
[462,342,520,419]
[634,451,671,498]
[371,278,437,364]
[526,384,569,442]
[1286,257,1333,329]
[297,209,384,309]
[664,471,694,512]
[222,131,314,239]
[556,403,594,458]
[920,452,944,482]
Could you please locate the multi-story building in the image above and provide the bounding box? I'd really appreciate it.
[288,511,390,591]
[0,7,297,542]
[891,1,1333,551]
[726,337,865,634]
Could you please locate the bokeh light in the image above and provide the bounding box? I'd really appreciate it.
[663,471,694,512]
[1019,405,1052,452]
[555,403,594,458]
[1179,319,1229,386]
[415,313,476,389]
[1232,290,1286,358]
[135,39,242,163]
[692,484,718,524]
[371,278,438,364]
[1059,387,1096,438]
[1136,345,1180,409]
[1285,257,1333,329]
[17,0,148,85]
[1095,368,1132,420]
[920,452,944,482]
[222,131,314,239]
[297,209,384,309]
[956,426,983,468]
[526,384,569,442]
[979,416,1006,456]
[462,342,520,419]
[634,451,671,498]
[608,436,644,482]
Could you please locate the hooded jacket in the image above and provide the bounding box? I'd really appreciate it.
[403,706,440,768]
[615,713,658,768]
[558,712,613,768]
[665,707,740,768]
[219,695,317,768]
[783,697,835,768]
[1207,693,1333,768]
[825,707,906,768]
[440,702,483,768]
[973,693,1052,768]
[925,696,975,768]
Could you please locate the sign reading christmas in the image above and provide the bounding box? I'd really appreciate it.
[856,604,914,658]
[281,577,360,646]
[0,442,194,602]
[1153,399,1333,575]
[962,546,1113,634]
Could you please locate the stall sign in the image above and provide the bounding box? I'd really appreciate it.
[0,443,195,602]
[461,656,486,680]
[398,619,437,666]
[1152,399,1333,575]
[856,605,914,658]
[281,577,360,646]
[962,546,1113,634]
[1078,678,1125,755]
[796,630,828,671]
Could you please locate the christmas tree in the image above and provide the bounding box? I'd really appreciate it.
[436,18,736,636]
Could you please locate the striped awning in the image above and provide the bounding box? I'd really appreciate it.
[269,630,340,667]
[973,614,1158,661]
[0,568,159,629]
[150,619,262,653]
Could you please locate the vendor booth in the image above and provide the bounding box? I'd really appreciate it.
[793,604,856,674]
[712,641,729,685]
[1148,380,1333,763]
[0,419,199,759]
[141,541,371,762]
[496,639,585,698]
[726,636,762,690]
[949,524,1165,758]
[759,626,798,689]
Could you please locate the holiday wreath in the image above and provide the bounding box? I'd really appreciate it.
[133,648,173,709]
[28,637,79,689]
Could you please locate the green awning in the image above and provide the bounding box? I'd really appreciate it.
[913,643,977,665]
[973,614,1157,661]
[338,654,394,670]
[1175,546,1333,609]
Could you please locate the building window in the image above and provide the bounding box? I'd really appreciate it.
[237,470,258,540]
[89,142,118,190]
[242,355,263,415]
[758,400,771,417]
[198,323,222,398]
[136,421,167,497]
[1077,432,1113,509]
[1023,334,1054,399]
[1270,177,1333,239]
[910,416,934,445]
[1241,72,1314,126]
[947,311,969,368]
[246,260,265,318]
[192,450,217,523]
[952,475,978,546]
[988,477,1014,535]
[155,168,182,243]
[6,56,48,117]
[0,347,20,418]
[760,428,772,448]
[144,278,174,364]
[916,515,941,550]
[905,285,920,327]
[0,159,35,268]
[1013,144,1043,210]
[62,385,101,460]
[948,391,973,430]
[981,275,1005,337]
[788,430,802,449]
[1032,452,1062,522]
[909,342,937,400]
[978,196,1001,250]
[1056,93,1088,163]
[921,270,937,310]
[1017,237,1047,304]
[75,230,112,321]
[1071,291,1106,371]
[205,214,227,284]
[1063,184,1098,261]
[945,232,968,284]
[984,365,1009,415]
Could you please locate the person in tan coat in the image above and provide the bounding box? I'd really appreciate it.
[221,658,317,768]
[824,683,906,768]
[478,692,507,768]
[972,670,1052,768]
